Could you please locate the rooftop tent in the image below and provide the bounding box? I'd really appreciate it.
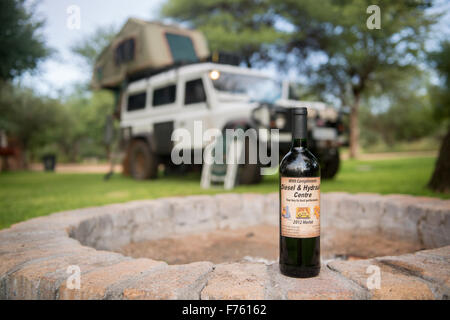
[165,33,199,63]
[92,18,210,90]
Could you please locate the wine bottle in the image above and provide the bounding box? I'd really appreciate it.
[279,107,321,278]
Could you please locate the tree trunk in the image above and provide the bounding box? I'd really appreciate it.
[428,127,450,193]
[349,93,360,159]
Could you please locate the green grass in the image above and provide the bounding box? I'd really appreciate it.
[0,156,447,230]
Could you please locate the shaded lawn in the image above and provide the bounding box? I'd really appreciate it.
[0,156,447,230]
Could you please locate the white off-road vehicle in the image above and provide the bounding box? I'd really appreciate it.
[119,62,344,183]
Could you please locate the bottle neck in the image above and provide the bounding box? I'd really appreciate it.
[292,138,307,149]
[292,112,308,149]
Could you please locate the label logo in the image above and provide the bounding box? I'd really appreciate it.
[296,207,310,219]
[314,206,320,219]
[281,206,291,219]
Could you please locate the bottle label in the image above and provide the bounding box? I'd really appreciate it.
[280,177,320,238]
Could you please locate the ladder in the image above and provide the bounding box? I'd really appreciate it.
[201,136,244,190]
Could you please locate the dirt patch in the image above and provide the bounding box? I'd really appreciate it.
[116,224,424,265]
[340,150,437,161]
[30,163,114,173]
[117,225,279,264]
[321,231,424,260]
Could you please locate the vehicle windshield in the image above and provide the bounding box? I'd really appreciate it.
[210,71,281,104]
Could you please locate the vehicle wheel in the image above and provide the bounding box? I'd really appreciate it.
[128,140,158,180]
[122,145,130,176]
[238,137,261,185]
[321,148,340,179]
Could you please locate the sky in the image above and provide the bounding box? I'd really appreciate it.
[20,0,450,98]
[21,0,165,96]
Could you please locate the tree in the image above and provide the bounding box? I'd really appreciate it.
[359,69,437,148]
[0,7,117,167]
[59,89,115,162]
[274,0,438,158]
[71,25,117,70]
[0,0,51,168]
[0,0,50,80]
[0,83,65,167]
[162,0,439,158]
[427,41,450,192]
[70,26,118,160]
[161,0,284,67]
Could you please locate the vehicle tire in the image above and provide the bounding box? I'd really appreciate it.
[128,140,158,180]
[321,148,340,179]
[238,136,262,185]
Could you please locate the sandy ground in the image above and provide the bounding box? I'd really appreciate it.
[117,225,279,265]
[340,150,437,160]
[29,151,436,173]
[116,225,422,265]
[30,163,116,173]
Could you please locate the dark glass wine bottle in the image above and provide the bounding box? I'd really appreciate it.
[279,107,321,278]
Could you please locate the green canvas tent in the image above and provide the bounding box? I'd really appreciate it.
[92,18,210,90]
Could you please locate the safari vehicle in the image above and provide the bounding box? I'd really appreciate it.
[92,18,343,184]
[119,62,344,183]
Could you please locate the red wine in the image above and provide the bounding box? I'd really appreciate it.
[279,107,321,278]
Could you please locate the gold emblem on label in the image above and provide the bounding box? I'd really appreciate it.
[296,207,310,219]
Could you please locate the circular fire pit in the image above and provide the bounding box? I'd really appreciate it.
[0,193,449,299]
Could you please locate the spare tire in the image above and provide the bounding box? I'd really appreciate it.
[128,140,158,180]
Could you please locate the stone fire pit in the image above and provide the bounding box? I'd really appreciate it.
[0,192,449,300]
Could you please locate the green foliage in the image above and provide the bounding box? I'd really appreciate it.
[60,89,115,161]
[0,0,51,80]
[163,0,439,100]
[162,0,440,157]
[0,81,115,163]
[360,97,437,148]
[0,0,54,163]
[62,26,119,160]
[0,156,446,229]
[161,0,286,66]
[276,0,438,103]
[359,69,440,148]
[71,25,117,69]
[33,26,120,162]
[0,82,65,160]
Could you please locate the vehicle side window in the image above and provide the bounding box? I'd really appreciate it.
[184,79,206,105]
[115,39,135,65]
[152,85,176,107]
[127,92,146,112]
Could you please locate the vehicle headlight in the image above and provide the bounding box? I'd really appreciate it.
[209,70,220,80]
[274,115,286,129]
[252,106,270,126]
